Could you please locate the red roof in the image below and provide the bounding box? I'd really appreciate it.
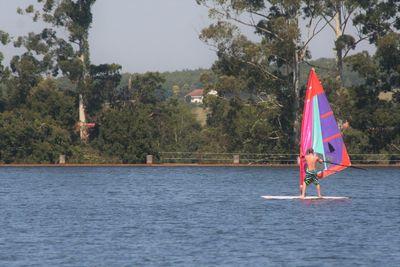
[185,89,204,97]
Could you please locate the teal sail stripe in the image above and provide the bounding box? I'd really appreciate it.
[312,96,326,169]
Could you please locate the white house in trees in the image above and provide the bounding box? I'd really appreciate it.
[185,89,204,103]
[185,88,218,104]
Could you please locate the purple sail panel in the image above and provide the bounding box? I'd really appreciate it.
[323,137,343,165]
[317,92,344,165]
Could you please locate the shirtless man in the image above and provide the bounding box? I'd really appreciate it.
[301,148,324,198]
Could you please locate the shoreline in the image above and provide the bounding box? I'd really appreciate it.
[0,163,398,167]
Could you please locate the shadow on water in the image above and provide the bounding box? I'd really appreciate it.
[298,198,352,205]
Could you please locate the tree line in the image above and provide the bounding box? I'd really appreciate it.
[0,0,399,164]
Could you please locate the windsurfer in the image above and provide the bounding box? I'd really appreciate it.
[301,148,324,198]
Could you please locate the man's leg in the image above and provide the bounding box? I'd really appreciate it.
[301,181,307,198]
[316,184,322,198]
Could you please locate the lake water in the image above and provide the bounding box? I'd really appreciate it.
[0,166,399,266]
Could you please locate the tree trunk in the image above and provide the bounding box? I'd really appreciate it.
[79,93,89,141]
[293,49,301,146]
[292,13,301,147]
[335,6,344,86]
[78,36,90,142]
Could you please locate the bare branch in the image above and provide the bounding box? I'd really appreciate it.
[341,7,356,33]
[342,36,369,58]
[243,59,283,81]
[300,16,333,53]
[321,12,337,32]
[202,3,284,42]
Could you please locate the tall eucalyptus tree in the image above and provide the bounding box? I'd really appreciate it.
[197,0,400,146]
[196,0,331,144]
[19,0,98,141]
[304,0,400,86]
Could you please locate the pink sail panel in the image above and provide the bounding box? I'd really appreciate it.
[299,68,351,187]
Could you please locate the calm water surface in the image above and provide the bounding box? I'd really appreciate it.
[0,167,399,266]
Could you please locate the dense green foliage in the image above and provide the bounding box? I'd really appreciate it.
[0,0,399,163]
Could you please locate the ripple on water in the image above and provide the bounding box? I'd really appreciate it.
[0,166,399,266]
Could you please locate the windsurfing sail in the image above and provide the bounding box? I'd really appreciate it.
[300,68,351,188]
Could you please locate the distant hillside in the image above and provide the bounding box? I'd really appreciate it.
[119,68,212,98]
[156,58,363,95]
[299,58,363,87]
[56,58,363,97]
[162,68,211,96]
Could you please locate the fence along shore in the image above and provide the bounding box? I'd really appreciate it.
[0,152,399,166]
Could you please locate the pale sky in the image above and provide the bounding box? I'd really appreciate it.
[0,0,374,73]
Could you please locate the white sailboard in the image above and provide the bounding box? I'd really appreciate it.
[261,196,349,200]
